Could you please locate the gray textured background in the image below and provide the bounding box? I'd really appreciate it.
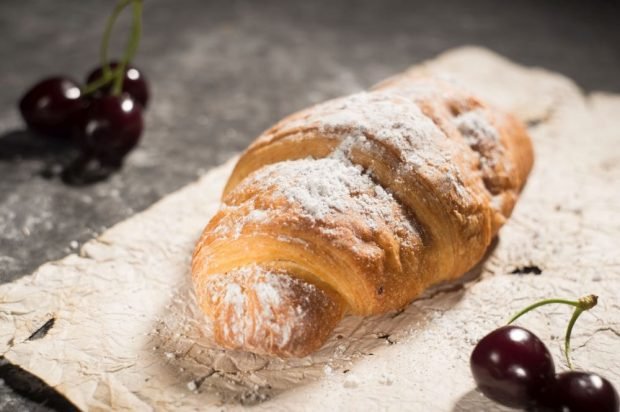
[0,0,619,409]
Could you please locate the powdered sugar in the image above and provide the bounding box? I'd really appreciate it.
[207,265,321,351]
[245,209,269,223]
[265,90,472,206]
[222,283,244,318]
[454,109,499,145]
[312,91,452,171]
[254,282,282,311]
[244,157,414,236]
[211,205,271,240]
[454,109,510,197]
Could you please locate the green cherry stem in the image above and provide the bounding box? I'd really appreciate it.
[507,294,598,369]
[82,71,117,95]
[82,0,133,95]
[101,0,133,79]
[507,298,581,324]
[564,307,583,369]
[112,0,142,95]
[82,0,142,96]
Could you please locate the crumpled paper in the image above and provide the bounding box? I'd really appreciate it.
[1,47,619,411]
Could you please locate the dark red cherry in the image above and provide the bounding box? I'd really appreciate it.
[536,371,619,412]
[19,76,88,138]
[78,93,143,165]
[85,62,149,108]
[470,325,556,409]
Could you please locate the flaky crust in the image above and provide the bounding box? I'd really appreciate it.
[192,74,534,357]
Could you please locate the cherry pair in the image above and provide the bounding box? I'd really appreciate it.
[19,63,148,168]
[17,0,146,183]
[470,295,619,411]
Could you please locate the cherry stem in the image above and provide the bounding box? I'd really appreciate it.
[112,0,142,95]
[82,71,119,95]
[82,0,142,96]
[82,0,132,95]
[101,0,133,79]
[507,298,581,324]
[506,294,598,370]
[564,307,584,370]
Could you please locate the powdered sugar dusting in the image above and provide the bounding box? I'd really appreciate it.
[455,109,499,145]
[454,108,512,199]
[223,283,244,318]
[314,91,453,171]
[207,265,321,351]
[211,205,271,240]
[263,89,473,204]
[254,282,282,311]
[243,157,415,237]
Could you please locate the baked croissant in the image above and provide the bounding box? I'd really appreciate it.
[192,72,534,357]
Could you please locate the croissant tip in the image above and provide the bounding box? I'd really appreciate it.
[195,265,344,357]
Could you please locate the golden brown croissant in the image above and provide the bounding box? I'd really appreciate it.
[191,73,534,357]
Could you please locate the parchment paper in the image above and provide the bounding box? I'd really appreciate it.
[1,47,619,411]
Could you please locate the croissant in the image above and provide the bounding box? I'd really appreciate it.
[191,72,534,357]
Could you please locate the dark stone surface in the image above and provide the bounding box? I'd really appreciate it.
[0,0,618,409]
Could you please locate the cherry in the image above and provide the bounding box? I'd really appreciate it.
[77,93,143,165]
[537,371,619,412]
[19,76,88,138]
[470,325,556,409]
[85,62,149,108]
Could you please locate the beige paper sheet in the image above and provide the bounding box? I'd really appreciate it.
[1,47,619,411]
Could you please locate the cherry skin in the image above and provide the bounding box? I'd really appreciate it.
[77,93,143,165]
[536,371,619,412]
[85,62,149,108]
[19,76,88,138]
[470,325,556,409]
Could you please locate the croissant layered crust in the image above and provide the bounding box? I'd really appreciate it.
[192,75,533,357]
